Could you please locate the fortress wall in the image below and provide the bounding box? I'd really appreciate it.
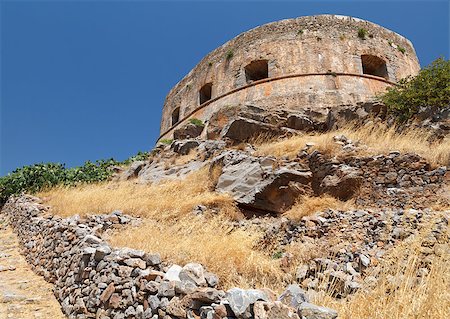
[159,74,392,140]
[159,15,420,137]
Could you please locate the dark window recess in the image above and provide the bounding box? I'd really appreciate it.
[199,83,213,105]
[361,55,389,80]
[245,60,269,83]
[171,107,180,126]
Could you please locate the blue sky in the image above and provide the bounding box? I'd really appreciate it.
[1,0,449,175]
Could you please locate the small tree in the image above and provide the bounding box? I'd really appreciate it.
[380,57,450,121]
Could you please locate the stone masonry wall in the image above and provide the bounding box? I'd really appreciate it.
[1,195,338,319]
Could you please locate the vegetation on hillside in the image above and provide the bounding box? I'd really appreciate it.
[380,57,450,120]
[255,122,449,166]
[0,151,149,204]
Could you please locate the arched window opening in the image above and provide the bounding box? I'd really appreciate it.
[171,107,180,126]
[245,60,269,83]
[199,83,212,105]
[361,55,389,80]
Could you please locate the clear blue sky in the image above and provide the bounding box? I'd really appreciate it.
[1,1,448,176]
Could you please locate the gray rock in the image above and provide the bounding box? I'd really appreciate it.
[94,245,111,261]
[175,280,197,295]
[119,161,146,180]
[158,281,176,297]
[180,263,206,286]
[172,140,200,155]
[145,253,161,266]
[278,284,309,309]
[174,123,204,140]
[298,302,338,319]
[83,235,103,245]
[164,264,182,282]
[359,254,371,267]
[215,151,311,213]
[204,271,219,288]
[148,295,161,312]
[220,117,281,142]
[286,115,315,132]
[226,288,269,318]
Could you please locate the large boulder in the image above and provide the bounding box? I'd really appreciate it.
[214,151,312,213]
[174,122,204,139]
[220,117,282,142]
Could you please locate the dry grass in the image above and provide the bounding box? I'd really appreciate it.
[317,215,450,319]
[109,216,287,290]
[38,167,239,220]
[284,195,354,221]
[255,123,450,166]
[174,150,199,166]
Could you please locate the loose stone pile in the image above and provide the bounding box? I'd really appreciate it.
[252,208,449,298]
[1,195,338,319]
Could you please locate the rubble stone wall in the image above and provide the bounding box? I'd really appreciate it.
[1,196,337,319]
[159,15,420,140]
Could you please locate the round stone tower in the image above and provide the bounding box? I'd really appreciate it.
[158,15,420,141]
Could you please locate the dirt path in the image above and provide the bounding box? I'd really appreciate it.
[0,218,65,319]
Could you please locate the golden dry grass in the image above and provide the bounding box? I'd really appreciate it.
[317,215,450,319]
[284,195,354,221]
[109,216,287,290]
[255,123,450,166]
[38,167,238,220]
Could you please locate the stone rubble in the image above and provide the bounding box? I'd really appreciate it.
[247,207,449,298]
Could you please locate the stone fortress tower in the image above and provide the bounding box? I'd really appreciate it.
[158,15,420,141]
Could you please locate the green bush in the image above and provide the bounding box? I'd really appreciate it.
[379,57,450,121]
[225,49,234,60]
[189,118,205,127]
[0,151,150,205]
[358,28,368,40]
[159,139,173,145]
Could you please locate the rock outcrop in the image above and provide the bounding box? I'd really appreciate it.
[214,151,312,213]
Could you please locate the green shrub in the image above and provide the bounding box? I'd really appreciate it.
[0,152,150,204]
[225,49,234,60]
[358,28,368,39]
[159,139,173,145]
[379,57,450,121]
[189,118,205,127]
[398,46,406,54]
[272,251,283,259]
